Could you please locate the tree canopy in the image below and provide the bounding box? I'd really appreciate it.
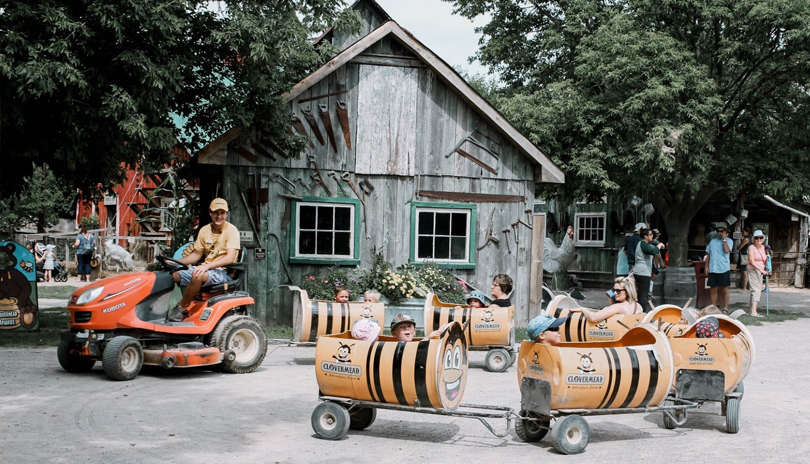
[449,0,810,264]
[0,0,358,201]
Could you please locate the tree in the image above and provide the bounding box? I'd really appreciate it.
[0,0,359,201]
[0,163,76,239]
[448,0,810,265]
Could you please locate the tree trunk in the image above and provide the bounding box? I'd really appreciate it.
[653,184,719,267]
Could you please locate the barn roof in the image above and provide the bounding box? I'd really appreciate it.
[198,20,565,184]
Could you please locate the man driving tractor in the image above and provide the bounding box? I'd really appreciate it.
[168,198,240,322]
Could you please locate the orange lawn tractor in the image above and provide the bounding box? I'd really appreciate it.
[58,256,267,381]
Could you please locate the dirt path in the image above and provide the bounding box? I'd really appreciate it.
[2,290,809,463]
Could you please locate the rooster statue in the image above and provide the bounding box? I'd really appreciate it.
[544,225,579,290]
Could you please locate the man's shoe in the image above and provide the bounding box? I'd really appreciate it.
[168,305,187,322]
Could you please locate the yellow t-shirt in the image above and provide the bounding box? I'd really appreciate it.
[194,221,240,265]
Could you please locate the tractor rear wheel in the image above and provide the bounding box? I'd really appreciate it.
[57,340,96,373]
[212,316,268,373]
[102,336,143,381]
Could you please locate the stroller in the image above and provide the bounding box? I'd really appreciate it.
[34,243,69,283]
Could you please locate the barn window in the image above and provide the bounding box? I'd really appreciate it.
[290,198,361,265]
[410,202,476,268]
[574,212,606,247]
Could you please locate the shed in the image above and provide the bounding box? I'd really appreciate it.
[192,1,565,326]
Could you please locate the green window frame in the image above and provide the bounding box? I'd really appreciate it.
[289,197,361,265]
[409,201,476,269]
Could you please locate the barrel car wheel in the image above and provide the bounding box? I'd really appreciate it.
[726,397,741,434]
[515,410,550,442]
[349,406,377,430]
[552,415,590,455]
[312,402,351,440]
[484,348,511,373]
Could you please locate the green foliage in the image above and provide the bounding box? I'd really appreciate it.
[355,247,393,295]
[80,215,100,231]
[300,266,362,301]
[0,163,76,238]
[449,0,810,264]
[0,0,359,200]
[410,262,467,305]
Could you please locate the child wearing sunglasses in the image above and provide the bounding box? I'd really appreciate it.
[526,314,567,346]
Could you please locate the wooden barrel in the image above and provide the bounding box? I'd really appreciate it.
[517,325,674,410]
[422,293,514,347]
[642,305,690,337]
[546,295,645,342]
[668,316,755,393]
[291,287,385,342]
[662,266,696,308]
[314,321,469,410]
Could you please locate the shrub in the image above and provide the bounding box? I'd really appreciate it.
[300,265,362,300]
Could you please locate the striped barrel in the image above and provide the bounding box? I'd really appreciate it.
[517,325,674,410]
[642,305,691,337]
[315,321,469,410]
[669,316,755,393]
[546,295,644,342]
[423,293,514,347]
[292,288,385,342]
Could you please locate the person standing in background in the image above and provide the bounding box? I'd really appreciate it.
[737,227,751,291]
[705,221,733,313]
[72,226,94,282]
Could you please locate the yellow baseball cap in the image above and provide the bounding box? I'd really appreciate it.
[209,198,229,212]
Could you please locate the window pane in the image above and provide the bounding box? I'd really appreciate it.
[417,236,433,258]
[451,213,467,236]
[300,206,316,229]
[316,232,333,255]
[418,212,434,235]
[434,236,450,259]
[435,213,451,235]
[317,206,333,230]
[334,232,351,255]
[299,231,316,254]
[450,237,466,259]
[334,207,351,231]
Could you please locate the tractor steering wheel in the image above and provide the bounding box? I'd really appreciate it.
[156,255,189,272]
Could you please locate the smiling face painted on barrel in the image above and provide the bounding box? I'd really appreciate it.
[437,323,468,407]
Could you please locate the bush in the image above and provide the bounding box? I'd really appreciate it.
[300,265,362,301]
[413,262,467,304]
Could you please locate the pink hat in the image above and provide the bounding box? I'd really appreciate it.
[351,318,381,341]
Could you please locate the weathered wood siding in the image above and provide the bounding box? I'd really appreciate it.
[215,52,543,326]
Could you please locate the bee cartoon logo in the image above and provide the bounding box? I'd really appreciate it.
[595,320,608,330]
[361,306,373,319]
[19,260,34,273]
[695,343,708,356]
[481,309,494,323]
[577,352,595,373]
[437,322,469,408]
[333,342,355,364]
[529,350,545,374]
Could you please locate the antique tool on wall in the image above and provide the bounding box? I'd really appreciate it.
[318,103,338,152]
[477,211,500,251]
[295,177,312,194]
[301,108,325,146]
[336,101,352,150]
[511,221,520,244]
[502,229,512,253]
[307,155,332,196]
[341,172,367,236]
[524,209,534,229]
[341,172,364,202]
[270,172,295,193]
[309,171,330,196]
[358,179,374,195]
[327,170,348,197]
[278,193,303,229]
[238,187,263,248]
[292,116,315,149]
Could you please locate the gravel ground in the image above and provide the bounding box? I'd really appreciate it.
[3,287,808,463]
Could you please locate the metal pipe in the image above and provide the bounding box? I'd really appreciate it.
[763,195,810,220]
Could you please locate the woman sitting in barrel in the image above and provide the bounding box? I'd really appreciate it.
[567,277,642,323]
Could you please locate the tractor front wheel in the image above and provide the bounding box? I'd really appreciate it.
[102,336,143,381]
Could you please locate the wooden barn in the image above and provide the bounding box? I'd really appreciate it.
[191,0,565,326]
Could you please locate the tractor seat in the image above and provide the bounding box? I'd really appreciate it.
[206,261,246,293]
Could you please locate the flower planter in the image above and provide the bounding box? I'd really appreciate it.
[384,298,426,331]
